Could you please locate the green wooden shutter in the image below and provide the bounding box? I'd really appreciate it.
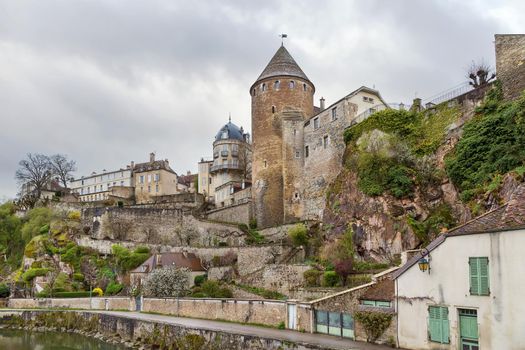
[469,258,480,295]
[479,257,490,295]
[441,307,450,344]
[428,306,450,344]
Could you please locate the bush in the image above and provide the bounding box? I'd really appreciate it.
[105,282,123,296]
[199,280,233,298]
[354,311,393,342]
[21,268,49,282]
[72,273,84,282]
[20,207,54,242]
[303,269,322,287]
[112,245,150,272]
[194,274,207,286]
[0,284,10,298]
[277,321,285,330]
[37,291,95,298]
[143,266,190,297]
[92,287,103,296]
[67,211,81,221]
[322,271,340,287]
[288,223,308,247]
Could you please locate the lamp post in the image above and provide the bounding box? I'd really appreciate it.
[418,249,431,274]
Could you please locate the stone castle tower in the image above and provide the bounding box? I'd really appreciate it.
[250,45,314,228]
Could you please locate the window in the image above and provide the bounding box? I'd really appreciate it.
[139,175,144,184]
[148,185,151,193]
[361,300,391,307]
[155,184,159,192]
[272,106,276,113]
[428,306,450,344]
[87,187,90,194]
[295,150,300,158]
[274,80,280,90]
[154,173,160,182]
[147,174,151,183]
[120,181,124,186]
[264,160,267,168]
[303,83,307,91]
[262,83,266,91]
[313,117,320,130]
[323,135,329,149]
[305,146,309,158]
[469,257,489,295]
[289,80,295,89]
[331,107,337,121]
[293,129,297,136]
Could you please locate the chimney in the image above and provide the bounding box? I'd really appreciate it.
[149,152,155,162]
[320,97,326,111]
[165,159,169,165]
[130,161,135,169]
[187,170,191,176]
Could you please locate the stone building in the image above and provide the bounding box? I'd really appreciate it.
[249,44,388,227]
[70,165,134,202]
[495,34,525,100]
[199,119,252,208]
[133,153,179,204]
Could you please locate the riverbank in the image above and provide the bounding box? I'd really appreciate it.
[0,309,396,350]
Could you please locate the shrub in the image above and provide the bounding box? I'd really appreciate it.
[0,284,10,298]
[303,269,322,287]
[105,282,123,296]
[112,245,150,272]
[21,268,49,282]
[194,274,207,286]
[92,287,103,296]
[277,321,285,330]
[20,207,54,241]
[354,311,393,342]
[199,280,233,298]
[249,218,257,229]
[37,291,94,298]
[334,259,353,285]
[322,271,340,287]
[288,223,308,247]
[67,211,81,221]
[72,273,84,282]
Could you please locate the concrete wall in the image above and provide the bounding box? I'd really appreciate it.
[495,34,525,100]
[396,229,525,350]
[206,202,252,225]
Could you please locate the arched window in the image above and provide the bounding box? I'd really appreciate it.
[272,106,276,113]
[252,88,256,96]
[303,83,307,91]
[274,80,280,90]
[289,80,295,89]
[262,83,266,91]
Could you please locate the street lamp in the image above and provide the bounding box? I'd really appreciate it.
[418,249,431,274]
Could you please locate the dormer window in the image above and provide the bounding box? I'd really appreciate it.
[222,131,228,139]
[289,81,295,89]
[274,80,280,90]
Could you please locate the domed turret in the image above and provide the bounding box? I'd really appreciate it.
[215,121,247,142]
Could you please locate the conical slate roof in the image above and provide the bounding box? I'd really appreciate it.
[254,45,311,84]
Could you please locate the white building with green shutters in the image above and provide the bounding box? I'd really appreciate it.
[393,185,525,350]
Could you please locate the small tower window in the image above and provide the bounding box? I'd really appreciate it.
[262,83,266,91]
[274,80,280,90]
[252,88,256,96]
[264,160,268,168]
[303,83,307,91]
[272,106,276,113]
[289,81,295,89]
[305,146,309,158]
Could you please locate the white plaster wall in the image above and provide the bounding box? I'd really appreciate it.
[348,91,385,117]
[396,229,525,350]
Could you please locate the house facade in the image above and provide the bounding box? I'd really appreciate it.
[70,166,133,202]
[133,153,179,204]
[394,185,525,349]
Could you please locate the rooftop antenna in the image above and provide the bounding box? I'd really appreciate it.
[279,33,288,46]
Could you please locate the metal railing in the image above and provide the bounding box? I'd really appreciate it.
[422,81,473,106]
[210,163,241,172]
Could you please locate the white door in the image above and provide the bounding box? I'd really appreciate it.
[287,304,297,330]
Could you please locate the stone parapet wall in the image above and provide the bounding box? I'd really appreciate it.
[206,202,252,225]
[8,297,133,310]
[142,298,287,327]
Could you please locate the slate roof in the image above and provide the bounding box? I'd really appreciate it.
[393,184,525,279]
[359,279,395,302]
[131,252,205,274]
[133,160,176,175]
[215,121,246,142]
[178,174,197,187]
[253,45,311,86]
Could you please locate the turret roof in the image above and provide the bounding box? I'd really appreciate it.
[254,45,311,85]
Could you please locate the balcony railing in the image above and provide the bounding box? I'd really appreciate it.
[210,162,241,172]
[220,150,229,157]
[231,150,239,157]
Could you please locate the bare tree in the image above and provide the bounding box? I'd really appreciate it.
[467,61,496,88]
[15,153,53,206]
[237,143,252,182]
[81,257,98,298]
[49,154,76,188]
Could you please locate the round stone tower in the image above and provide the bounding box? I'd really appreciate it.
[250,45,314,228]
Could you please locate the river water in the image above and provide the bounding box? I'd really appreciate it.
[0,329,127,350]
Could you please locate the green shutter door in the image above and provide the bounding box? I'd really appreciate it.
[469,258,480,295]
[460,309,479,349]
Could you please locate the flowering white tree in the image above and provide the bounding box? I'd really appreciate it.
[142,266,190,297]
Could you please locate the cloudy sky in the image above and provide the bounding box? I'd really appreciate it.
[0,0,523,199]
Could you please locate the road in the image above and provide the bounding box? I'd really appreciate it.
[2,309,398,349]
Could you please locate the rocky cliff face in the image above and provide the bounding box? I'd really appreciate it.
[321,95,523,262]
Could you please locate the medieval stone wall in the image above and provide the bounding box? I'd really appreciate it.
[301,98,358,221]
[495,34,525,100]
[206,202,252,225]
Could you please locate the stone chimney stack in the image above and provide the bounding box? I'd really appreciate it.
[187,170,191,175]
[320,97,325,111]
[130,161,135,169]
[149,152,155,162]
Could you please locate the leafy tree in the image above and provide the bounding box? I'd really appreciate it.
[48,154,76,189]
[111,245,150,272]
[0,202,24,269]
[0,283,10,298]
[143,266,190,297]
